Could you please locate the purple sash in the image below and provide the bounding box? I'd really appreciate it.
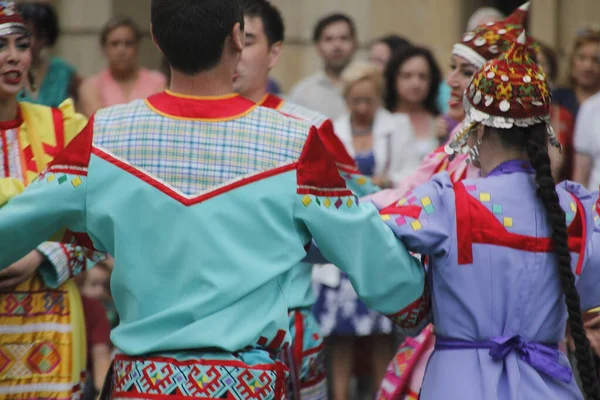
[435,335,572,383]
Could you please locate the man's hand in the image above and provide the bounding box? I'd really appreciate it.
[372,176,391,189]
[584,313,600,357]
[0,250,44,291]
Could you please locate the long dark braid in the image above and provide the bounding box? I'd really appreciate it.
[525,125,600,399]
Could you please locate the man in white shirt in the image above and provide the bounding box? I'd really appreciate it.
[573,91,600,189]
[288,13,357,120]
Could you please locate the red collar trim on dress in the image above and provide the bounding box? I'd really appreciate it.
[145,90,258,121]
[258,93,285,110]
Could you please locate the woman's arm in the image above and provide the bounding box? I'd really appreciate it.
[573,153,593,188]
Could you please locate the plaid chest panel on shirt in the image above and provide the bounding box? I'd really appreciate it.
[93,101,309,196]
[279,101,328,128]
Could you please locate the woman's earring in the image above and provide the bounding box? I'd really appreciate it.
[466,138,483,165]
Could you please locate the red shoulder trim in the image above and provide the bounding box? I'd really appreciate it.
[316,119,360,173]
[41,107,66,158]
[46,115,93,175]
[297,126,353,197]
[569,194,586,275]
[454,182,584,268]
[379,205,423,220]
[259,94,285,110]
[454,182,474,264]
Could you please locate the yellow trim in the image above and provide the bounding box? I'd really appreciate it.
[587,307,600,314]
[165,89,238,100]
[258,94,284,110]
[145,99,258,122]
[258,94,269,105]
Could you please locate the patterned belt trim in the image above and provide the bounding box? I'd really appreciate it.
[103,353,289,399]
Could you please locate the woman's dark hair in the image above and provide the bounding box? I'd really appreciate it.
[565,29,600,89]
[17,2,59,47]
[100,16,142,47]
[384,46,441,115]
[489,123,600,400]
[537,42,559,85]
[373,34,411,54]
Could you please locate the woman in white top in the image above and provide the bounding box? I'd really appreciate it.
[384,46,445,173]
[334,62,416,188]
[313,62,408,400]
[573,91,600,190]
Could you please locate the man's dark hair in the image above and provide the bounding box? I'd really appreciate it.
[241,0,284,46]
[312,13,356,43]
[151,0,244,75]
[17,2,60,47]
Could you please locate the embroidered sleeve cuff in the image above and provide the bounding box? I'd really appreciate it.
[37,242,71,287]
[386,285,432,337]
[37,242,103,288]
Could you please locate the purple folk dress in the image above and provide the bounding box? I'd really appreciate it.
[379,160,600,400]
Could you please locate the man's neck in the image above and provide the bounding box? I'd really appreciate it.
[242,85,267,104]
[324,67,343,85]
[170,66,234,97]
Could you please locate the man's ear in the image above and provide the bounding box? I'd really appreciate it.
[268,41,283,70]
[231,22,245,52]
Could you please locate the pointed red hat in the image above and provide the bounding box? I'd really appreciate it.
[452,2,536,68]
[446,30,559,157]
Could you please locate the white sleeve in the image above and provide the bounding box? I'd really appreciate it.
[574,99,597,155]
[387,114,417,184]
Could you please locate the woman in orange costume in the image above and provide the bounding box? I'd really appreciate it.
[0,2,99,398]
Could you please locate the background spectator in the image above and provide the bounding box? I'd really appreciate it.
[335,62,414,188]
[78,16,166,117]
[385,46,442,161]
[557,28,600,182]
[17,2,80,107]
[79,295,112,400]
[573,91,600,189]
[368,34,411,73]
[466,7,506,30]
[288,13,357,119]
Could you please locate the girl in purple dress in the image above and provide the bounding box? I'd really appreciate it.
[379,32,600,399]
